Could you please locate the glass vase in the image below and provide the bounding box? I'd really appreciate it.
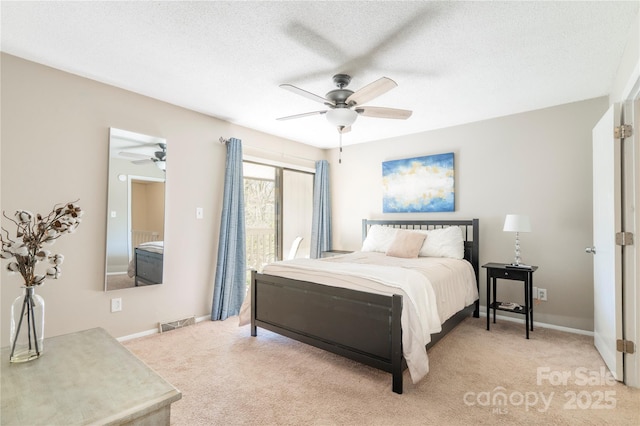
[10,286,45,363]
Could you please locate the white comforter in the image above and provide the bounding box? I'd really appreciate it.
[325,252,479,323]
[242,252,478,384]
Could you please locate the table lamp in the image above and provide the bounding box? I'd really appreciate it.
[503,214,531,266]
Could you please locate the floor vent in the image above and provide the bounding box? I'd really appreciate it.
[158,316,195,333]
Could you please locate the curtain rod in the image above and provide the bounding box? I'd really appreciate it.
[218,136,317,164]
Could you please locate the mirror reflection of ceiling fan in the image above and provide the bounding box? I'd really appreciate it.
[277,74,412,134]
[119,143,167,171]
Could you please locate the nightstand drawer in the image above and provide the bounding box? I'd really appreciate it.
[492,268,528,281]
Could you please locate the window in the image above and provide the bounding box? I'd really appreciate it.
[243,161,313,276]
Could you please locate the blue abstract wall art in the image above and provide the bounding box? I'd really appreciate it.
[382,152,455,213]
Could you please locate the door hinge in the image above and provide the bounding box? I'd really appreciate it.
[614,124,633,139]
[615,232,634,246]
[617,339,636,354]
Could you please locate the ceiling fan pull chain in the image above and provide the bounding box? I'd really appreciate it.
[339,129,343,164]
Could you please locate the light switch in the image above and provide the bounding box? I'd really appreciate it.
[196,207,203,219]
[111,211,117,218]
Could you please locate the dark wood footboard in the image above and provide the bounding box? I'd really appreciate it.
[134,248,163,286]
[251,270,405,393]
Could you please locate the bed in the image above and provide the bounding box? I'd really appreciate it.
[127,241,164,286]
[250,219,479,394]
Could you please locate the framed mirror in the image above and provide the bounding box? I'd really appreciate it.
[105,128,167,291]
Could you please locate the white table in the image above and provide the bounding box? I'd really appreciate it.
[1,327,181,425]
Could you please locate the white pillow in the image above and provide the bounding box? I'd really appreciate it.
[418,226,464,259]
[361,225,398,253]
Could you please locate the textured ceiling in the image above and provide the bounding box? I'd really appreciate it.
[1,1,638,149]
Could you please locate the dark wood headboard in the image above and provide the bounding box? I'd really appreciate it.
[362,219,480,284]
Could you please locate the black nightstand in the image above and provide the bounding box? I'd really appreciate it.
[320,250,353,258]
[482,262,539,339]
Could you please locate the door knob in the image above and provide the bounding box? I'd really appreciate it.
[585,247,596,254]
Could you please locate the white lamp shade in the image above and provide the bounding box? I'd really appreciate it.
[503,214,531,232]
[326,108,357,127]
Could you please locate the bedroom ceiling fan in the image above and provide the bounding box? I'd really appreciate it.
[277,74,412,134]
[119,143,167,171]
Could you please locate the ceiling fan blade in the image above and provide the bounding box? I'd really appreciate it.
[280,84,334,106]
[276,110,327,121]
[356,106,412,120]
[346,77,397,106]
[132,159,154,165]
[285,22,348,65]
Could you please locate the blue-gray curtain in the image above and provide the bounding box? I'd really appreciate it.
[310,160,331,258]
[211,138,246,320]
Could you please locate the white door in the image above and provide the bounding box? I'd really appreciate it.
[592,105,623,381]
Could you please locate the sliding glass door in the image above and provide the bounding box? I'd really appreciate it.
[282,169,313,260]
[243,162,313,277]
[244,162,276,273]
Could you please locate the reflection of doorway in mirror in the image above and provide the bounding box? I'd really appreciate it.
[131,179,165,256]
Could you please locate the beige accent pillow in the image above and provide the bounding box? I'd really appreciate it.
[385,230,427,258]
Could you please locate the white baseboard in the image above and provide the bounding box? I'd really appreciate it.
[479,309,594,337]
[116,315,211,342]
[117,312,593,342]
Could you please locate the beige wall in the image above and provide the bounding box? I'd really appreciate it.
[0,54,325,345]
[328,97,609,331]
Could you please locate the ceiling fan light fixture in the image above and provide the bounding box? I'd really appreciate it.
[155,160,166,171]
[325,108,357,127]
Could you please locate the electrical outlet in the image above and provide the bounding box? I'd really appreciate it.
[538,288,547,301]
[533,286,539,300]
[111,298,122,312]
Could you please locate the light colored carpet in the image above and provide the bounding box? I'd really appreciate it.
[123,317,640,425]
[106,274,134,290]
